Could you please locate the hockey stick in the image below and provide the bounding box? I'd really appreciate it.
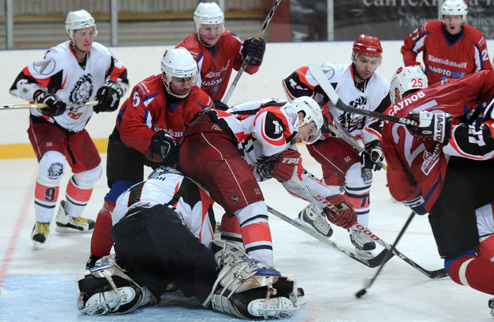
[356,212,415,298]
[291,176,448,279]
[1,100,98,110]
[223,0,283,104]
[307,63,418,126]
[266,205,391,268]
[327,123,388,171]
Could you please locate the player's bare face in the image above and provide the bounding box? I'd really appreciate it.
[354,55,380,82]
[198,23,223,46]
[295,122,318,144]
[169,77,194,96]
[443,15,463,35]
[72,27,95,53]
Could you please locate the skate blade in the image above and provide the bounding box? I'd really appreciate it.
[355,248,375,259]
[55,225,91,233]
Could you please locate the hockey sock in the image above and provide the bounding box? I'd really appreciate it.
[90,199,115,258]
[220,214,243,247]
[64,176,94,217]
[447,251,494,295]
[34,180,60,223]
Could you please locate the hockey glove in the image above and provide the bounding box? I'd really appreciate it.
[34,91,66,117]
[94,80,124,113]
[322,194,357,229]
[241,37,266,66]
[150,130,180,166]
[269,149,301,182]
[361,140,384,171]
[401,195,427,215]
[406,111,452,143]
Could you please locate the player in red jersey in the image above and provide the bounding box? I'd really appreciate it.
[382,69,494,302]
[9,9,129,249]
[401,0,492,86]
[85,47,213,269]
[176,2,265,104]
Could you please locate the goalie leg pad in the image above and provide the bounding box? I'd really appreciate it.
[76,255,156,315]
[211,287,297,320]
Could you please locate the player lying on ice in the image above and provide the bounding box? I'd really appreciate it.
[76,167,304,319]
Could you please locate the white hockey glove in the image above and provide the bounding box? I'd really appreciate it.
[94,80,124,113]
[401,195,427,215]
[406,111,452,143]
[150,130,180,166]
[34,91,66,117]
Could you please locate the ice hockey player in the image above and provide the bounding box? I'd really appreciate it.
[179,97,358,268]
[382,69,494,309]
[401,0,492,86]
[282,34,390,257]
[176,1,266,106]
[85,47,213,268]
[76,167,303,319]
[9,9,129,249]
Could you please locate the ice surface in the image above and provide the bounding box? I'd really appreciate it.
[0,146,491,321]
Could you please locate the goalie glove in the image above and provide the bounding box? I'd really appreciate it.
[94,80,124,113]
[361,140,384,171]
[401,195,427,215]
[34,91,66,117]
[406,111,452,143]
[322,194,357,229]
[150,130,180,166]
[241,37,266,66]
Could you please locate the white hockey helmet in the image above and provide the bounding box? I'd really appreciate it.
[292,96,324,144]
[160,47,198,98]
[194,2,225,27]
[390,66,428,105]
[65,9,98,40]
[441,0,468,20]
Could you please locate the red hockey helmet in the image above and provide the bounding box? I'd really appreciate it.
[352,34,383,60]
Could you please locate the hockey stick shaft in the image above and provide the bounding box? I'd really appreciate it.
[223,0,283,104]
[291,176,447,279]
[307,63,418,126]
[1,100,98,110]
[266,205,392,268]
[327,123,387,171]
[358,212,415,297]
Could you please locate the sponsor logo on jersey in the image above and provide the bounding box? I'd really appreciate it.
[421,142,441,175]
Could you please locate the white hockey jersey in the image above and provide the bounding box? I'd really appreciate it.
[209,99,343,210]
[283,63,390,146]
[112,171,215,248]
[10,40,128,133]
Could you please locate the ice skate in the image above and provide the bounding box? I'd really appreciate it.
[55,200,95,233]
[31,222,50,250]
[298,203,333,237]
[349,226,376,258]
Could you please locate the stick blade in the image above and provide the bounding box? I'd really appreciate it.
[355,288,367,298]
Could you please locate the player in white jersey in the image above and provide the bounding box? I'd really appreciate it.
[180,97,358,267]
[9,9,129,249]
[282,34,390,257]
[76,167,303,319]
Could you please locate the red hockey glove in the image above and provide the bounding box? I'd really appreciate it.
[322,194,357,229]
[269,149,301,182]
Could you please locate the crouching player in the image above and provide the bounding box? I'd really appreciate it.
[75,167,303,319]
